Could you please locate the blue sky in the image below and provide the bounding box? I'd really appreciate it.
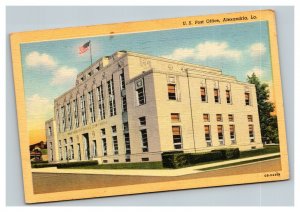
[20,20,273,133]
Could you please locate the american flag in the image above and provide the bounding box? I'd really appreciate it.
[79,41,90,54]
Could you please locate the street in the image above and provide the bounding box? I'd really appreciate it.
[32,158,281,194]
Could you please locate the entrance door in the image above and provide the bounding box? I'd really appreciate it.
[83,133,90,160]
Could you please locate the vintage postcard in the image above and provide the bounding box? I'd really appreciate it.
[10,9,289,203]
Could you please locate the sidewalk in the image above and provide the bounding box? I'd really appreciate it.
[31,153,280,177]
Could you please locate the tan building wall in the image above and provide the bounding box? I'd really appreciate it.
[45,51,263,164]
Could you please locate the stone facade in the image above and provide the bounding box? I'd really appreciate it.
[45,50,263,164]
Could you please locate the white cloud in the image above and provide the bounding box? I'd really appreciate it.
[246,67,263,78]
[26,51,57,68]
[249,42,266,57]
[50,66,78,86]
[162,41,242,61]
[26,94,52,121]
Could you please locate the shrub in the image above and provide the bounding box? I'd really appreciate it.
[162,148,240,168]
[212,148,240,159]
[31,163,57,168]
[162,153,190,168]
[162,151,224,168]
[161,150,184,156]
[189,151,224,164]
[57,160,98,168]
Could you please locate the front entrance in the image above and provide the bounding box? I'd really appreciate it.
[82,133,90,160]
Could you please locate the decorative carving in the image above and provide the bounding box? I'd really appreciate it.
[168,64,173,70]
[146,60,151,67]
[140,58,146,67]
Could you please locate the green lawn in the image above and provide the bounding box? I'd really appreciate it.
[199,154,280,171]
[52,145,280,170]
[240,145,280,158]
[66,161,164,169]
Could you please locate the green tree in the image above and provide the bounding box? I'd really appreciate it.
[247,73,279,144]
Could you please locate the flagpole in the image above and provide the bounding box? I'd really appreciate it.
[89,40,93,67]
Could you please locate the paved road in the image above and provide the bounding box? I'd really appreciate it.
[32,158,281,194]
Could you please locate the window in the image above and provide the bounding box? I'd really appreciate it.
[111,126,118,155]
[249,125,255,142]
[172,126,182,149]
[203,114,210,122]
[122,96,127,112]
[56,109,60,133]
[64,146,68,160]
[123,122,129,132]
[228,114,234,122]
[100,128,107,156]
[101,128,106,136]
[139,116,146,126]
[245,92,250,105]
[70,145,74,160]
[226,90,231,104]
[66,102,72,130]
[49,143,53,161]
[217,125,224,145]
[59,147,63,161]
[135,78,146,105]
[59,140,62,146]
[88,90,95,123]
[230,125,236,144]
[171,113,180,122]
[120,71,128,112]
[102,138,107,156]
[248,115,253,122]
[96,84,105,120]
[200,87,207,102]
[142,158,149,162]
[112,125,117,133]
[64,139,67,145]
[112,136,119,155]
[168,84,176,100]
[114,159,119,163]
[216,114,223,122]
[120,72,126,90]
[80,95,87,126]
[108,78,116,116]
[73,98,79,128]
[140,129,149,152]
[92,140,97,157]
[61,106,66,132]
[204,125,211,146]
[48,126,52,136]
[124,133,131,155]
[214,89,220,103]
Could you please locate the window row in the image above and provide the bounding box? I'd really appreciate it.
[56,117,149,160]
[57,73,128,132]
[203,114,253,122]
[168,83,252,106]
[171,124,256,149]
